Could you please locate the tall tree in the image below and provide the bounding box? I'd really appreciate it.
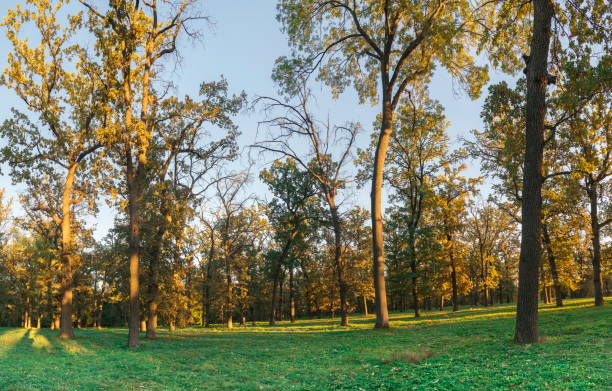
[276,0,489,328]
[1,0,105,339]
[255,84,359,326]
[361,87,451,317]
[82,0,201,347]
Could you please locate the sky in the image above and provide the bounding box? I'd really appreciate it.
[0,0,516,239]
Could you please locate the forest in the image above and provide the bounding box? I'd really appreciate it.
[0,0,610,390]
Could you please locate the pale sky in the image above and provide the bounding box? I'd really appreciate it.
[0,0,515,239]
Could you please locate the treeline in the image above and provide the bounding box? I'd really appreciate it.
[0,0,609,348]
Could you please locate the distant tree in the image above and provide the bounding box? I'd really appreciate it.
[255,84,360,326]
[431,163,480,311]
[561,53,611,306]
[261,160,319,325]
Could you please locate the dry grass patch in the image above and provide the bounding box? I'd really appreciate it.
[383,348,433,364]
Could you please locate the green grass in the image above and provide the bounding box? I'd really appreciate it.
[1,297,610,391]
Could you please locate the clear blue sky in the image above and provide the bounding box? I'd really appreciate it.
[0,0,513,238]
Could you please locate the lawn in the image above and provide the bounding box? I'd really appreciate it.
[0,297,610,391]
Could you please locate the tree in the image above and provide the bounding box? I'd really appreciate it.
[362,87,451,317]
[140,80,243,339]
[82,0,202,347]
[276,0,489,328]
[431,163,480,311]
[1,0,106,338]
[261,160,319,325]
[255,83,360,326]
[512,0,610,344]
[563,70,611,306]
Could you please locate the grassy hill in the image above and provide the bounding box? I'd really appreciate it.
[0,297,610,390]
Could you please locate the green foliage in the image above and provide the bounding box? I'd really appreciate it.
[0,298,609,390]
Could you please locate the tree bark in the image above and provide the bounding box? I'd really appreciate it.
[127,156,143,348]
[588,185,604,306]
[58,164,78,339]
[371,93,392,329]
[514,0,554,344]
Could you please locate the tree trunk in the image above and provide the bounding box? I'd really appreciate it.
[270,263,280,325]
[409,234,420,318]
[482,255,490,307]
[371,96,392,329]
[278,274,284,321]
[226,252,233,329]
[269,231,296,325]
[448,234,459,312]
[514,0,553,344]
[126,158,143,348]
[328,202,349,326]
[289,267,296,323]
[204,229,215,327]
[146,301,158,338]
[59,164,78,339]
[543,285,550,304]
[96,305,103,329]
[542,223,563,307]
[146,220,166,339]
[23,297,31,328]
[588,185,604,306]
[363,296,369,316]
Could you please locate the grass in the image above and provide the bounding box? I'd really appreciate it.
[0,297,610,391]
